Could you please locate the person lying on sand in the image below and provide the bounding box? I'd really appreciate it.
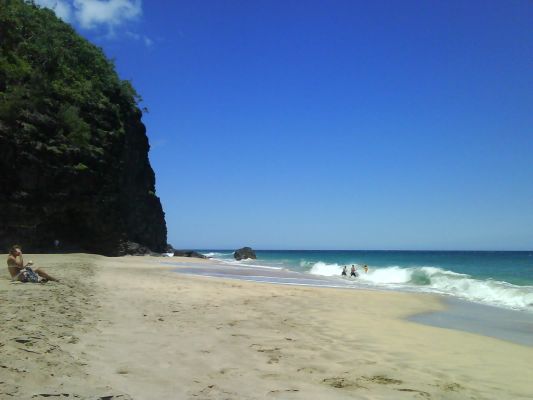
[7,244,59,282]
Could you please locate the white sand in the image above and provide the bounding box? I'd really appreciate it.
[2,254,532,399]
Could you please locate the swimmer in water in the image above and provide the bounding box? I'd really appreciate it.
[364,265,368,273]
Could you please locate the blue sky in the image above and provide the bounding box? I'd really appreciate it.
[38,0,532,250]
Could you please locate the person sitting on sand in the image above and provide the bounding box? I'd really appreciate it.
[364,265,368,273]
[350,265,358,278]
[341,266,347,276]
[7,245,58,282]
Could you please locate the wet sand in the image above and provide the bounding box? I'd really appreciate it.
[2,254,533,399]
[409,297,533,347]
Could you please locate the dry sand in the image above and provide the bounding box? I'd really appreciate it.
[1,254,532,399]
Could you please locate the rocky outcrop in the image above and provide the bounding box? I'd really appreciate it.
[124,241,151,256]
[173,250,208,259]
[0,1,167,255]
[234,247,257,261]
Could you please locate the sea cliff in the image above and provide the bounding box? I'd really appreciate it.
[0,1,167,255]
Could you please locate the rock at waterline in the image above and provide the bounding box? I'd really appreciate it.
[173,250,208,259]
[234,247,257,261]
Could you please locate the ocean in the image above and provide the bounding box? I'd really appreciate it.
[199,250,533,312]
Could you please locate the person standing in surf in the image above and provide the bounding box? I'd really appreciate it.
[341,266,347,276]
[350,265,358,277]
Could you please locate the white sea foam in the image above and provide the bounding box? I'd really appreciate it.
[200,251,281,270]
[203,252,232,258]
[308,262,533,311]
[217,258,282,270]
[309,262,344,276]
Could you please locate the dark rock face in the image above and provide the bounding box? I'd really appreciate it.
[173,250,207,259]
[0,110,167,256]
[234,247,257,261]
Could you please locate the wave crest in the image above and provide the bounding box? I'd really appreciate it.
[308,262,533,311]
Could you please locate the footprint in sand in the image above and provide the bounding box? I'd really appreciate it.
[396,388,431,398]
[116,368,129,375]
[250,344,282,364]
[323,375,405,391]
[322,377,367,390]
[296,366,325,374]
[217,367,239,376]
[439,382,465,392]
[261,373,281,379]
[267,388,300,396]
[231,333,250,339]
[362,375,403,385]
[193,384,233,398]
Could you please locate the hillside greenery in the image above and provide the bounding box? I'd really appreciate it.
[0,0,141,158]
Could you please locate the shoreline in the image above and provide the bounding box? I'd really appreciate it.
[2,253,533,399]
[409,297,533,347]
[202,250,533,314]
[169,257,533,347]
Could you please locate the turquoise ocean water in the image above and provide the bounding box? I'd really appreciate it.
[199,250,533,312]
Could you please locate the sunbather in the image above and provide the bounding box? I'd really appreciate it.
[7,244,58,282]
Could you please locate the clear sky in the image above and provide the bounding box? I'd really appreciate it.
[37,0,532,250]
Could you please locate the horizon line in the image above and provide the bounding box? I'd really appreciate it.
[192,248,533,252]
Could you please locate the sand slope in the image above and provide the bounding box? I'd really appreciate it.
[0,254,130,399]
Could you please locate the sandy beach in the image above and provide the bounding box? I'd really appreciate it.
[1,254,532,399]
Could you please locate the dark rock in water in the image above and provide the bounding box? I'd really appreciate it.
[234,247,257,260]
[173,250,207,259]
[0,1,167,256]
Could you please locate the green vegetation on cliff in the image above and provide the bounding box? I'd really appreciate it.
[0,0,167,255]
[1,0,138,153]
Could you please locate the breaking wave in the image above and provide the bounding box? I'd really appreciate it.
[309,262,533,311]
